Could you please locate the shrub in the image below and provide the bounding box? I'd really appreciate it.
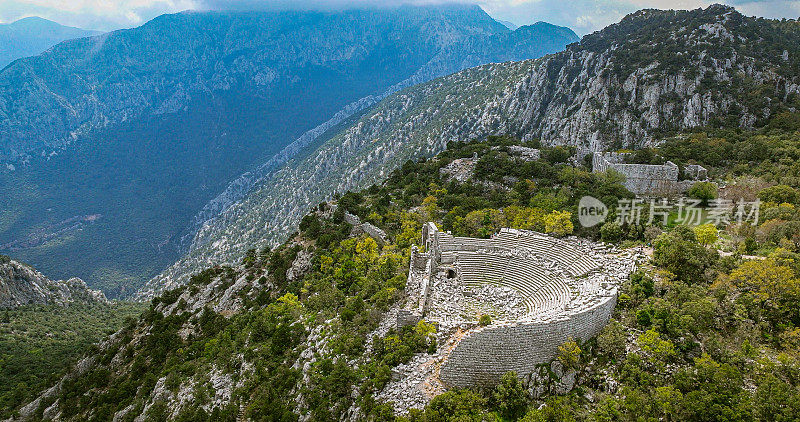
[693,224,719,247]
[544,211,574,237]
[491,372,528,420]
[600,222,624,243]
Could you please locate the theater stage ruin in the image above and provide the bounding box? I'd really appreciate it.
[376,223,638,411]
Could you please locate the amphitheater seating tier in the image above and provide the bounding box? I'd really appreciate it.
[493,232,600,276]
[457,251,571,318]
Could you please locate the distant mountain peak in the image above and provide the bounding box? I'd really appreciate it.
[0,16,100,68]
[8,16,52,25]
[497,20,518,30]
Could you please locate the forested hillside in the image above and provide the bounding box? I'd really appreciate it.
[1,301,146,418]
[15,125,800,420]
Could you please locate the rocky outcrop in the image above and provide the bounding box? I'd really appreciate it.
[0,256,107,308]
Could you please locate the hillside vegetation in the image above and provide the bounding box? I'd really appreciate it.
[0,301,146,418]
[14,127,800,420]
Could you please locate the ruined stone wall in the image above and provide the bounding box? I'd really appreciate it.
[344,212,389,245]
[398,246,434,328]
[361,222,388,245]
[396,309,423,327]
[436,231,494,253]
[593,152,685,195]
[439,293,617,388]
[684,164,708,181]
[506,146,541,161]
[344,212,360,226]
[610,162,678,181]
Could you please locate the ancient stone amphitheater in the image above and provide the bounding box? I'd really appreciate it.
[395,223,636,391]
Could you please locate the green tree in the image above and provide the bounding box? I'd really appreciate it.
[653,230,717,283]
[596,320,627,358]
[600,222,624,243]
[713,258,800,326]
[687,181,718,205]
[693,223,718,247]
[759,184,798,205]
[557,339,581,372]
[637,329,676,367]
[491,372,528,420]
[406,390,489,422]
[544,211,574,237]
[520,396,577,422]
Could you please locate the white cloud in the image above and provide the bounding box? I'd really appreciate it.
[479,0,800,34]
[0,0,199,30]
[1,0,799,33]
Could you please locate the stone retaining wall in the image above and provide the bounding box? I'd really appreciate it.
[397,246,433,327]
[439,293,617,388]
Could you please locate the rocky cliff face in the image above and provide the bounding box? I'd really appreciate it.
[507,5,800,149]
[0,256,107,308]
[142,5,800,297]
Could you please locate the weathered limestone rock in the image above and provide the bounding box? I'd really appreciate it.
[439,156,477,183]
[0,257,107,309]
[344,212,389,246]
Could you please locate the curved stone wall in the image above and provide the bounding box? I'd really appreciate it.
[439,293,617,388]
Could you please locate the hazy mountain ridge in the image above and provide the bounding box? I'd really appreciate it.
[144,4,800,297]
[0,5,561,161]
[0,17,100,70]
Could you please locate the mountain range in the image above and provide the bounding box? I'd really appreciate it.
[143,4,800,297]
[0,5,578,297]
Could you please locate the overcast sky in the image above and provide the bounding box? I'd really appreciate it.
[1,0,799,35]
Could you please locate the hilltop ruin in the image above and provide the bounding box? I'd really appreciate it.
[592,151,707,195]
[378,223,638,411]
